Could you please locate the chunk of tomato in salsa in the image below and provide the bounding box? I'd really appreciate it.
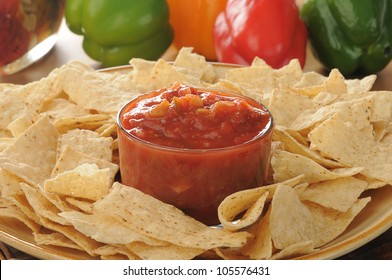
[121,83,271,149]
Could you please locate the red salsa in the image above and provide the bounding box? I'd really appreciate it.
[117,83,273,225]
[121,83,271,149]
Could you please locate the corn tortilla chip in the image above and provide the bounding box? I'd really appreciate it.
[94,245,139,260]
[126,242,204,260]
[0,138,13,152]
[270,184,370,249]
[57,61,139,114]
[52,145,118,179]
[271,241,316,260]
[0,92,34,130]
[174,47,216,83]
[300,177,368,212]
[272,126,343,168]
[0,168,24,197]
[44,163,112,201]
[60,211,168,246]
[0,205,41,232]
[33,232,83,251]
[7,115,34,137]
[0,115,58,185]
[309,112,392,184]
[37,216,103,256]
[241,210,272,260]
[271,149,363,183]
[57,129,113,162]
[218,175,305,230]
[20,183,70,226]
[219,191,269,231]
[8,193,40,224]
[41,98,90,120]
[93,182,250,250]
[64,197,94,213]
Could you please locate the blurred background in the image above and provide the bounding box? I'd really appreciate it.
[1,0,391,89]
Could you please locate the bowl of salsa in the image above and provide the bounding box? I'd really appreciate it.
[117,82,274,225]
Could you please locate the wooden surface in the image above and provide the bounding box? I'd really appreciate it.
[1,20,391,260]
[339,227,392,260]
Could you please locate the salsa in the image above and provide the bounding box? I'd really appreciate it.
[0,1,30,66]
[121,83,271,149]
[117,83,273,225]
[0,0,64,72]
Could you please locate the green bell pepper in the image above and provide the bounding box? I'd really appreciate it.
[300,0,392,75]
[65,0,173,67]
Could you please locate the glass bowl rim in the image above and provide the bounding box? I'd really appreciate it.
[116,88,274,154]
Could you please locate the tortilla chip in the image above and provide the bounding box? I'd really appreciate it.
[0,168,24,197]
[64,197,94,213]
[38,216,103,256]
[0,138,13,152]
[300,177,368,212]
[174,47,216,83]
[0,115,58,185]
[271,149,363,183]
[271,241,316,260]
[126,242,204,260]
[44,163,112,201]
[93,245,139,260]
[0,92,34,130]
[93,182,250,250]
[270,184,370,249]
[40,98,90,120]
[59,211,168,246]
[52,145,118,179]
[33,232,83,251]
[57,129,113,162]
[218,176,305,230]
[0,205,41,232]
[219,191,269,231]
[309,112,392,184]
[241,210,272,260]
[8,193,40,224]
[57,61,139,114]
[346,75,376,94]
[129,58,157,89]
[268,88,315,128]
[54,114,112,134]
[7,115,34,137]
[20,183,69,226]
[272,126,343,168]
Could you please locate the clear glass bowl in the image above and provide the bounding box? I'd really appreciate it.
[117,89,274,225]
[0,0,65,75]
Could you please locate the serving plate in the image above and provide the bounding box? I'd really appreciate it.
[1,186,392,260]
[1,63,391,260]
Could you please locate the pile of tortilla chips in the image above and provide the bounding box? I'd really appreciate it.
[0,48,391,259]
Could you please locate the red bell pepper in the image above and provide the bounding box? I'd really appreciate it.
[213,0,307,68]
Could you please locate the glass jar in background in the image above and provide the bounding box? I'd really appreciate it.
[0,0,65,75]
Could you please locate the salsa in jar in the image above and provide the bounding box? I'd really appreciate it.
[117,83,273,225]
[0,0,65,74]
